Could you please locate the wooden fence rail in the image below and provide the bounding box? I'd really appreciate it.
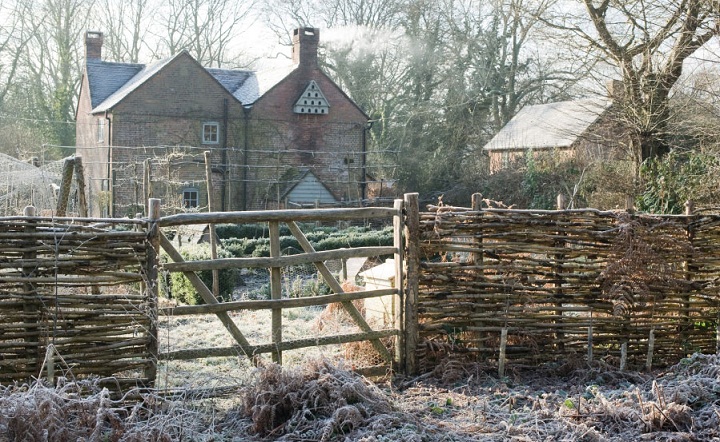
[155,199,405,372]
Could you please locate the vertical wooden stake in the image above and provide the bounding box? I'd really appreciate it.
[403,193,420,375]
[646,328,655,372]
[204,151,220,298]
[144,198,161,385]
[143,159,152,210]
[23,206,41,377]
[56,157,75,217]
[393,198,405,371]
[587,311,593,363]
[73,156,88,217]
[269,221,282,364]
[556,193,566,211]
[620,342,627,371]
[46,344,55,385]
[471,193,485,358]
[498,328,508,378]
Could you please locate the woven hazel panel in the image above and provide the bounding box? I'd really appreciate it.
[416,208,720,370]
[0,218,153,385]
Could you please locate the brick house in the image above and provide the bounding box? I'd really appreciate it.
[76,28,369,217]
[483,84,629,173]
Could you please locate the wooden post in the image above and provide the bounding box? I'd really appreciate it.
[45,344,55,385]
[471,193,485,358]
[393,198,405,371]
[403,193,420,375]
[646,328,655,371]
[56,157,75,217]
[471,193,483,266]
[204,151,219,298]
[555,194,566,352]
[144,198,161,385]
[620,342,627,371]
[143,159,152,210]
[73,156,88,218]
[625,195,635,213]
[269,221,282,364]
[683,200,694,357]
[23,206,41,378]
[556,193,566,211]
[498,328,508,378]
[587,316,593,363]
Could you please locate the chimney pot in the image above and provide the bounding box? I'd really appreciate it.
[292,27,319,67]
[85,31,104,60]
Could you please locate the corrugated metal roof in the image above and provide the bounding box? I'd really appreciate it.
[483,98,612,151]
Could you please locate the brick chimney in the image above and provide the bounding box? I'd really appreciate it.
[292,27,319,67]
[85,31,104,60]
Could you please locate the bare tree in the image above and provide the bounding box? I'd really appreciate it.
[17,0,91,150]
[154,0,256,67]
[0,1,37,106]
[554,0,720,166]
[92,0,155,63]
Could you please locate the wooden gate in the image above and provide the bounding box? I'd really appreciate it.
[153,199,406,375]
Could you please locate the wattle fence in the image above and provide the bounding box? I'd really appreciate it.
[2,194,720,389]
[404,194,720,373]
[0,208,156,388]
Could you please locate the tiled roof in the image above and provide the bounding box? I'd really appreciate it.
[86,60,144,110]
[235,64,297,106]
[91,55,178,113]
[205,67,255,102]
[87,53,295,112]
[483,98,612,151]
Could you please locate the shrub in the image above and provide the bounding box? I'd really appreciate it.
[164,245,239,305]
[220,226,394,258]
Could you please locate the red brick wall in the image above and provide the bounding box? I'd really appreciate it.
[77,50,368,215]
[76,74,111,217]
[245,67,367,209]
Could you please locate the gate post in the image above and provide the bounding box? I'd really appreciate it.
[144,198,161,384]
[403,193,420,375]
[393,199,405,371]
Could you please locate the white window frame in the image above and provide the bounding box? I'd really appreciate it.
[182,188,199,209]
[202,122,220,144]
[97,119,104,142]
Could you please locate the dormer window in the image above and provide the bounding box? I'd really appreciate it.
[294,80,329,115]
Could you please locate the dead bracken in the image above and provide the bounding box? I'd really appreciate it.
[1,353,719,441]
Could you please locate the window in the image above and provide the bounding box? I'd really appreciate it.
[202,122,219,144]
[182,188,199,208]
[501,151,510,169]
[97,119,104,142]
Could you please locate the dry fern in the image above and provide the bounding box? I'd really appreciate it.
[239,358,393,438]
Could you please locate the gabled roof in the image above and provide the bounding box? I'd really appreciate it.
[234,64,297,106]
[90,54,179,113]
[483,97,612,151]
[280,169,337,204]
[85,60,144,110]
[206,67,255,100]
[87,52,263,113]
